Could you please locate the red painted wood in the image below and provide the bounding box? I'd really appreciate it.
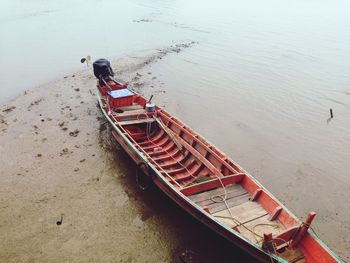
[203,206,210,214]
[250,188,263,201]
[268,206,283,221]
[180,173,245,196]
[299,233,338,263]
[272,226,299,246]
[291,212,316,248]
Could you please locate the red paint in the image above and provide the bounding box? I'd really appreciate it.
[268,206,282,221]
[250,188,263,201]
[291,212,316,248]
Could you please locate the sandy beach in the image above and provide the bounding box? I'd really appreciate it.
[0,45,259,263]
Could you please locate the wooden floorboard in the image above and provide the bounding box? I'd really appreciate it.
[195,189,247,207]
[207,193,250,214]
[236,215,285,244]
[188,183,246,203]
[213,201,268,228]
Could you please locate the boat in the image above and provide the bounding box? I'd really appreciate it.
[93,59,343,263]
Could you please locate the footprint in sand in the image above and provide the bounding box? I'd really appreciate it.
[60,148,73,156]
[69,129,80,137]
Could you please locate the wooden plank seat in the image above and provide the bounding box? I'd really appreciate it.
[114,109,147,117]
[188,183,250,214]
[116,104,144,111]
[119,118,155,126]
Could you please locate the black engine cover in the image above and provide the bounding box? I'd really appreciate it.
[93,58,115,79]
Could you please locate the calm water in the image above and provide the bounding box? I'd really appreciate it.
[1,0,350,259]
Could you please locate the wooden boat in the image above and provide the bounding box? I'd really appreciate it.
[95,75,343,262]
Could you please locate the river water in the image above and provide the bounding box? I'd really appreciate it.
[1,0,350,260]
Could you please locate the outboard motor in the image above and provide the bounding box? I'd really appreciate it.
[93,58,115,84]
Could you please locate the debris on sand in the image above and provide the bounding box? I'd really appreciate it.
[69,129,80,137]
[2,106,16,113]
[133,19,153,23]
[0,115,8,125]
[116,41,197,74]
[56,215,63,226]
[28,98,43,110]
[60,148,72,156]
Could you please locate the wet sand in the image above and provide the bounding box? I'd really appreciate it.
[0,45,256,262]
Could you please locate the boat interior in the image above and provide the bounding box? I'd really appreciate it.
[98,87,336,263]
